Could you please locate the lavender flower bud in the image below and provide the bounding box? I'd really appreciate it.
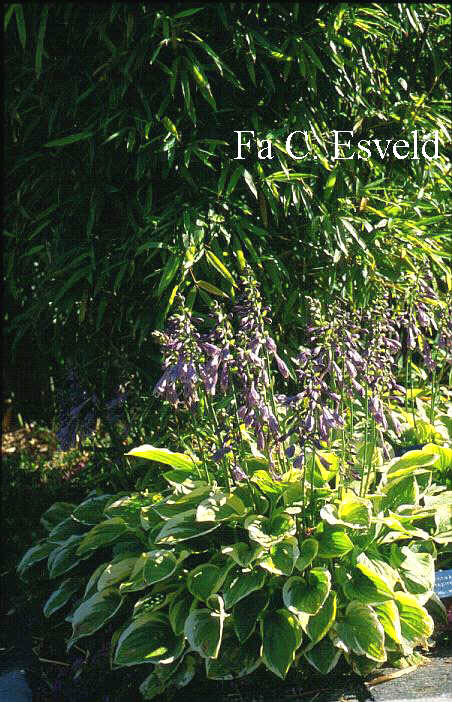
[265,336,277,354]
[285,445,295,458]
[275,354,289,378]
[231,464,247,482]
[304,414,315,433]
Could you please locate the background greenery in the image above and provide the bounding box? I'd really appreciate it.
[4,2,451,425]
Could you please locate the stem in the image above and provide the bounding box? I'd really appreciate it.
[310,447,316,527]
[301,444,307,531]
[204,391,231,490]
[359,386,369,498]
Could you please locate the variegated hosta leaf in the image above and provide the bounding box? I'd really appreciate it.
[76,518,129,556]
[48,535,83,579]
[261,609,303,679]
[96,557,137,591]
[43,577,83,617]
[154,509,220,544]
[222,568,266,609]
[295,537,318,572]
[114,612,184,666]
[389,544,435,595]
[221,542,263,567]
[244,511,296,548]
[283,568,331,616]
[206,632,261,679]
[72,494,114,525]
[184,599,226,659]
[303,591,337,650]
[68,588,123,648]
[374,599,403,646]
[40,503,76,533]
[394,591,434,649]
[317,526,354,558]
[187,563,229,601]
[233,589,269,643]
[304,636,342,674]
[17,539,55,576]
[342,562,394,605]
[258,536,299,576]
[334,601,386,662]
[125,444,199,471]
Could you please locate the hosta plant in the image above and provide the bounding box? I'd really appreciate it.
[18,271,451,697]
[18,442,450,698]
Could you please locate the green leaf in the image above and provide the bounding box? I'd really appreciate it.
[223,568,266,609]
[245,512,296,548]
[76,518,129,556]
[41,503,76,532]
[374,600,402,645]
[205,250,236,286]
[196,280,229,298]
[259,537,299,576]
[155,510,220,544]
[97,558,137,591]
[69,588,123,648]
[304,636,342,674]
[44,131,94,147]
[283,568,331,616]
[206,633,261,680]
[184,602,225,659]
[342,565,394,605]
[390,545,435,595]
[125,445,198,471]
[17,540,55,576]
[387,449,439,474]
[220,542,263,567]
[304,591,337,649]
[337,493,372,528]
[35,6,48,79]
[143,549,179,585]
[114,613,184,666]
[15,4,26,49]
[295,538,318,572]
[187,564,226,601]
[334,601,386,662]
[261,609,303,679]
[317,527,354,558]
[72,494,114,525]
[44,577,83,617]
[173,7,205,20]
[233,589,269,643]
[169,591,193,636]
[157,256,180,296]
[48,535,83,579]
[395,592,434,647]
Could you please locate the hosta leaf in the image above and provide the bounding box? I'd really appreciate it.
[317,527,353,558]
[169,591,194,636]
[69,588,122,647]
[76,518,129,556]
[43,577,83,617]
[304,636,342,674]
[295,538,318,572]
[143,549,179,585]
[259,536,299,576]
[337,493,372,528]
[383,475,418,512]
[261,609,303,679]
[387,449,439,474]
[221,542,263,567]
[283,568,331,615]
[304,591,337,649]
[196,492,247,522]
[342,563,394,605]
[390,544,435,595]
[245,512,296,548]
[374,600,402,644]
[395,592,434,646]
[48,535,83,579]
[222,569,266,609]
[97,557,137,591]
[114,613,184,666]
[184,602,225,659]
[17,540,55,576]
[187,564,226,601]
[48,517,87,543]
[72,494,114,525]
[334,601,386,662]
[154,509,220,544]
[233,589,269,643]
[125,445,199,471]
[206,633,261,679]
[40,503,76,532]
